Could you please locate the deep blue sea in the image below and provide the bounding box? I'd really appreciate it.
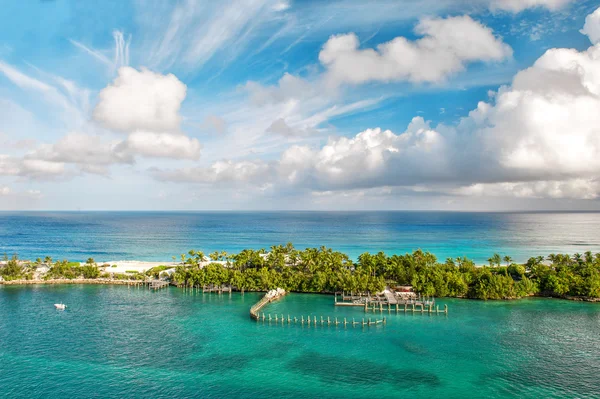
[1,211,600,263]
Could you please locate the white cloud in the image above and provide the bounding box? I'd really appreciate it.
[20,159,66,179]
[277,117,449,189]
[581,7,600,45]
[1,155,65,179]
[30,133,133,166]
[0,133,37,150]
[0,155,19,176]
[120,131,201,160]
[490,0,573,13]
[0,186,11,196]
[319,15,512,85]
[152,159,271,184]
[454,179,600,200]
[155,7,600,201]
[93,67,187,133]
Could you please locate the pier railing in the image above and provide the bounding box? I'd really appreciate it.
[255,313,387,328]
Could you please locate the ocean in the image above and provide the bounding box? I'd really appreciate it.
[0,286,598,398]
[1,211,600,263]
[2,211,600,398]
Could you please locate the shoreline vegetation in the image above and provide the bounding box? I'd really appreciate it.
[1,244,600,302]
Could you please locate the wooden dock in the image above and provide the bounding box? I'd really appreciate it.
[249,288,287,320]
[335,291,447,315]
[201,284,232,294]
[148,280,170,290]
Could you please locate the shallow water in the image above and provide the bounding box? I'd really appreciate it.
[1,285,599,398]
[1,211,600,263]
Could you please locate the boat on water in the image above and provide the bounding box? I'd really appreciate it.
[54,303,66,310]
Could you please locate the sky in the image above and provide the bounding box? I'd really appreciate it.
[1,0,600,211]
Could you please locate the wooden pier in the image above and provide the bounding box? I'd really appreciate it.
[148,280,170,290]
[249,288,287,320]
[201,284,232,294]
[335,291,448,315]
[249,288,387,328]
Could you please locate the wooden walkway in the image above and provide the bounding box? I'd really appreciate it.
[384,290,397,304]
[249,288,386,328]
[250,289,286,320]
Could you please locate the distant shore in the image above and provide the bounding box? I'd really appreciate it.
[1,279,599,304]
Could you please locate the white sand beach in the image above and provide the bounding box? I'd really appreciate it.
[95,261,178,274]
[94,260,228,274]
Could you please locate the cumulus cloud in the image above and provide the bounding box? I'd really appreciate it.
[1,128,201,182]
[119,131,201,160]
[90,67,203,163]
[277,117,450,189]
[490,0,573,13]
[20,159,66,179]
[319,15,512,85]
[1,154,65,180]
[93,67,187,133]
[154,7,600,200]
[29,133,133,166]
[581,7,600,45]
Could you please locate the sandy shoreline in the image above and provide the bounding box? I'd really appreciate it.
[95,261,179,274]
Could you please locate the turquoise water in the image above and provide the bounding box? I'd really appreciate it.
[1,211,600,263]
[1,285,599,398]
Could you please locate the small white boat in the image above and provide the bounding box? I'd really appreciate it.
[54,303,66,310]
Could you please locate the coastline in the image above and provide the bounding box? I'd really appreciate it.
[0,278,147,286]
[1,279,599,304]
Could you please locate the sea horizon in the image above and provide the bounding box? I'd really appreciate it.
[2,211,600,264]
[3,1,600,397]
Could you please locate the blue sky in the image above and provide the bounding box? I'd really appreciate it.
[1,0,600,210]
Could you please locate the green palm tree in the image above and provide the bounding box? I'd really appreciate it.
[503,256,513,267]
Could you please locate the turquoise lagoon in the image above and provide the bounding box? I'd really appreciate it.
[1,285,599,398]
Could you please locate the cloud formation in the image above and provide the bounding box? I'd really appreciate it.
[93,67,187,133]
[581,7,600,45]
[490,0,573,13]
[119,131,201,160]
[155,7,600,200]
[30,133,133,166]
[152,159,271,185]
[319,15,512,85]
